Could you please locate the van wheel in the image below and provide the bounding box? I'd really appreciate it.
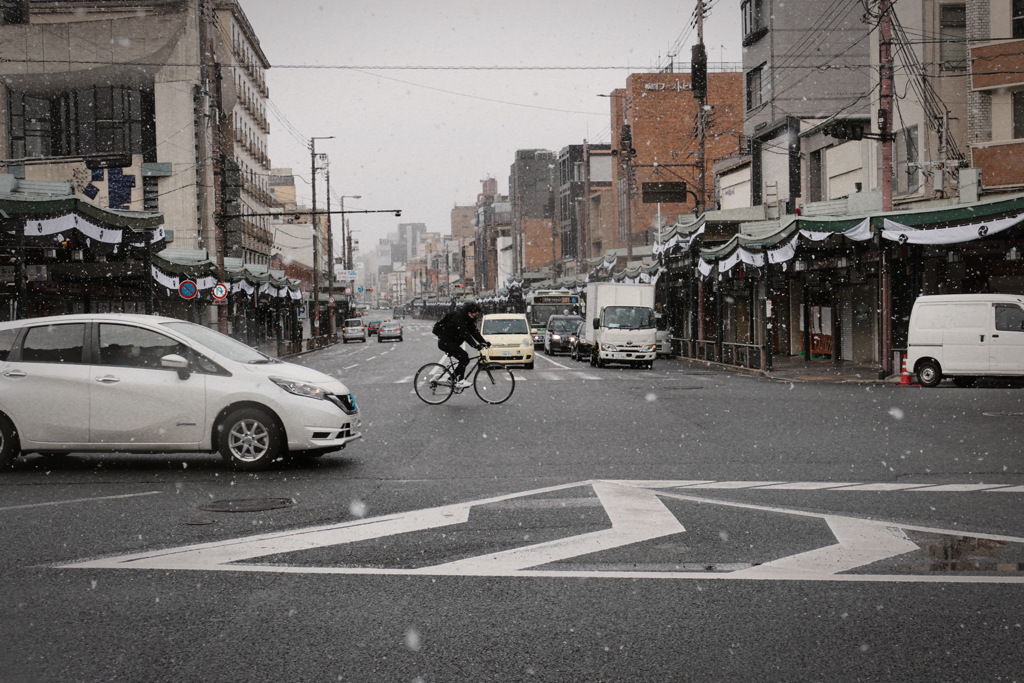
[219,407,283,471]
[952,376,978,388]
[0,414,21,468]
[917,361,942,388]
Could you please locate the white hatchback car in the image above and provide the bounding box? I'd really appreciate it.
[0,313,362,471]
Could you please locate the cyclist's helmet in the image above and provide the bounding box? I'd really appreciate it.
[463,301,482,315]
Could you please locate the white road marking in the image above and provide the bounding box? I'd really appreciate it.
[0,491,161,512]
[631,480,1018,493]
[56,480,1024,583]
[538,355,571,369]
[343,364,358,370]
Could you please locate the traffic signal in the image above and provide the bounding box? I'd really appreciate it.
[822,121,864,141]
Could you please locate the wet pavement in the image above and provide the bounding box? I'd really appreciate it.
[672,354,898,385]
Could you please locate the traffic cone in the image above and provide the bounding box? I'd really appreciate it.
[900,355,913,386]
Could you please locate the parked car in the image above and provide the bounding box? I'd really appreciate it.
[905,293,1024,387]
[341,318,366,343]
[377,321,403,342]
[655,313,672,358]
[367,319,385,336]
[569,320,594,362]
[0,313,362,471]
[479,313,534,369]
[544,315,584,355]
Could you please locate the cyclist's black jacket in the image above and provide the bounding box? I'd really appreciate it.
[437,308,487,349]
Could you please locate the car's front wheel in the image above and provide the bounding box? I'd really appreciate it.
[0,414,20,468]
[219,407,283,471]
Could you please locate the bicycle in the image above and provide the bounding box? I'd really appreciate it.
[414,354,516,405]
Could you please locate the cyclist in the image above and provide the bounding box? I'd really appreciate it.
[435,301,490,389]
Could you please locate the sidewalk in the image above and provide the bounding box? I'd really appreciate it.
[672,354,899,385]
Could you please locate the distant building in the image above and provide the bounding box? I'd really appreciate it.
[509,150,557,277]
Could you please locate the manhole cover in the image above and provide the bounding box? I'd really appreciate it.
[198,498,295,513]
[983,412,1024,417]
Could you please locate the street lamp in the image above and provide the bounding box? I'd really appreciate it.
[336,195,361,270]
[310,136,333,343]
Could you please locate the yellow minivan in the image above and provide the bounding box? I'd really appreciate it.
[479,314,534,369]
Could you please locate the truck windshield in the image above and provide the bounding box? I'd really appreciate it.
[602,307,654,330]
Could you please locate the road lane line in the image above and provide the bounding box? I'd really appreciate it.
[0,491,161,512]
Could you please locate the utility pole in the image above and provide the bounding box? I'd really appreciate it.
[693,0,708,213]
[309,136,333,346]
[325,167,333,339]
[878,0,895,378]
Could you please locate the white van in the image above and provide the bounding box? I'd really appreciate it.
[905,294,1024,387]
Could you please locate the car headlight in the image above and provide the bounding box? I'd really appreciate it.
[601,343,616,352]
[551,334,560,341]
[270,376,331,400]
[643,344,657,352]
[522,338,532,347]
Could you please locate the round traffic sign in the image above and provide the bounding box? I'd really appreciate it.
[178,280,198,299]
[212,283,229,300]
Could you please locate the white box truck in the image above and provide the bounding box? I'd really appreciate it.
[905,293,1024,387]
[585,282,657,368]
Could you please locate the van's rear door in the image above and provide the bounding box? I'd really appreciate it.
[990,303,1024,374]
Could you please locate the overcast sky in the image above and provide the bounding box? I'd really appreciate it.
[239,0,742,253]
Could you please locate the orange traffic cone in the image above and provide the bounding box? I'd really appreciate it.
[900,355,913,386]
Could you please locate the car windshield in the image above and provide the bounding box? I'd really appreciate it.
[603,307,654,330]
[550,319,581,333]
[162,320,278,364]
[381,323,399,330]
[482,319,529,335]
[344,319,361,326]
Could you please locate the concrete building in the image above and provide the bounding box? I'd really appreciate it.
[741,0,872,212]
[509,150,556,278]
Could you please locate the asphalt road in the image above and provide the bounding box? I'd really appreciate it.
[2,317,1023,682]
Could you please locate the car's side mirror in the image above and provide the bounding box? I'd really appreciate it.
[592,319,599,330]
[161,353,191,380]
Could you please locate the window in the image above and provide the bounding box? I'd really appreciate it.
[98,324,187,369]
[8,86,155,160]
[1014,0,1024,39]
[1014,91,1024,139]
[746,65,765,110]
[939,5,967,70]
[20,324,85,364]
[894,125,920,195]
[0,328,15,361]
[995,305,1024,332]
[742,0,767,43]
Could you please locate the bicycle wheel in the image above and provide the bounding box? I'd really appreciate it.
[414,363,455,405]
[473,363,515,404]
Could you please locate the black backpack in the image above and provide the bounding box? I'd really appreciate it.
[432,312,454,336]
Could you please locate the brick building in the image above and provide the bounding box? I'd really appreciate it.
[610,71,744,258]
[968,0,1024,190]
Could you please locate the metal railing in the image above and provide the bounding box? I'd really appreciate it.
[673,337,766,370]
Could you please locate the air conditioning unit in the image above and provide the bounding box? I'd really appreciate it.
[44,248,57,259]
[71,249,84,261]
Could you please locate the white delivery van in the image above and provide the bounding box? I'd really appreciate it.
[905,294,1024,387]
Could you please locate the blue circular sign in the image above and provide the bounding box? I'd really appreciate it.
[178,280,198,299]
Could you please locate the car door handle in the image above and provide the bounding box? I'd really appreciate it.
[2,370,26,378]
[95,376,121,384]
[992,334,1000,339]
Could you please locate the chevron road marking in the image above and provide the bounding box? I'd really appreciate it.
[57,480,1024,583]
